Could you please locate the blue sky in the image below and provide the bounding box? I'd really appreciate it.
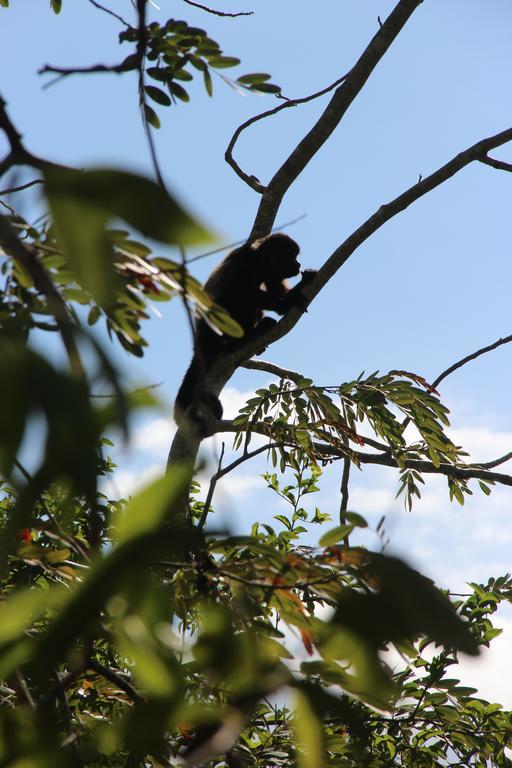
[2,0,512,702]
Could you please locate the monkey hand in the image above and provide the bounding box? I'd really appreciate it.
[300,268,317,284]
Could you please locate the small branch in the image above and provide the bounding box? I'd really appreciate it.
[88,659,141,701]
[243,359,304,384]
[431,334,512,391]
[225,72,349,190]
[39,62,135,89]
[182,0,253,16]
[479,155,512,172]
[0,178,44,196]
[199,442,281,528]
[476,451,512,470]
[88,0,131,26]
[198,442,225,528]
[401,334,512,433]
[339,458,351,526]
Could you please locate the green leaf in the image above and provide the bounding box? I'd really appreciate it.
[45,169,215,270]
[319,524,354,547]
[208,56,241,69]
[113,470,191,544]
[251,82,282,94]
[0,0,9,7]
[293,690,323,768]
[237,73,271,85]
[206,303,244,338]
[331,553,479,656]
[345,511,368,528]
[45,172,118,305]
[50,0,61,12]
[168,81,190,102]
[145,85,172,107]
[144,103,161,129]
[30,466,195,680]
[203,67,213,96]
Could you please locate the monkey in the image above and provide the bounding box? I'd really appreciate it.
[174,233,316,427]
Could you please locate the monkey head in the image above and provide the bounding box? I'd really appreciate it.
[252,233,301,280]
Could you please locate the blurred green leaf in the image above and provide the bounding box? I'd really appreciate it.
[293,690,324,768]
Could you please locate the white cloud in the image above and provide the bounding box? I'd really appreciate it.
[102,463,163,499]
[449,426,512,463]
[220,384,264,420]
[131,417,175,454]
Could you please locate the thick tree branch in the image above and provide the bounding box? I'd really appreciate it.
[249,0,424,238]
[214,419,512,488]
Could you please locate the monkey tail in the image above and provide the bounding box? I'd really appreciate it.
[174,357,223,426]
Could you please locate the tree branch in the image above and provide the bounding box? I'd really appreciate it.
[214,420,512,488]
[249,0,424,238]
[242,359,304,384]
[88,659,141,702]
[225,72,350,191]
[431,334,512,391]
[479,155,512,173]
[88,0,131,26]
[39,62,136,89]
[401,333,512,433]
[181,0,253,17]
[0,178,44,196]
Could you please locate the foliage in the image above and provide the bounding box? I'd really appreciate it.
[0,2,511,767]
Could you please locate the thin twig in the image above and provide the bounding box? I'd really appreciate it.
[39,62,135,89]
[476,451,512,470]
[0,178,44,196]
[91,381,164,398]
[401,334,512,432]
[181,0,253,16]
[225,72,350,190]
[199,442,225,528]
[185,214,307,265]
[431,334,512,391]
[199,442,282,528]
[88,0,131,26]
